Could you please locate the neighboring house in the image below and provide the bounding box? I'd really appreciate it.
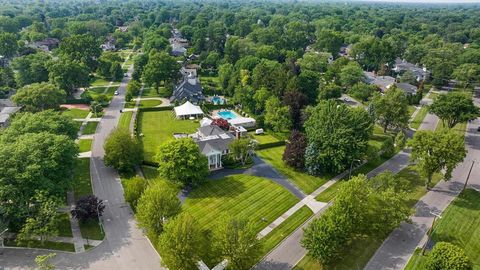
[181,64,200,77]
[171,43,187,57]
[101,36,116,51]
[392,58,430,82]
[364,71,395,92]
[0,106,21,128]
[191,125,235,170]
[118,26,128,32]
[339,44,353,58]
[170,74,205,104]
[28,38,60,52]
[395,83,418,96]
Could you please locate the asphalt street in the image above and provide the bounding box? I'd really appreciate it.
[0,66,164,270]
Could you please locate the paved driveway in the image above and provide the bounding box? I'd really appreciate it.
[0,66,164,270]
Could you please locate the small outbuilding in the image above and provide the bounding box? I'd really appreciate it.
[173,101,204,119]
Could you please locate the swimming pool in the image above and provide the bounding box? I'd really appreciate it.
[211,96,224,105]
[217,110,237,120]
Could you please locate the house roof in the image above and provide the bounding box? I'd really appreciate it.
[196,133,234,155]
[364,71,395,91]
[198,125,225,137]
[170,78,205,104]
[173,101,204,117]
[396,83,418,95]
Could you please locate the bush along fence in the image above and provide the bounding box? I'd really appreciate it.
[256,140,286,150]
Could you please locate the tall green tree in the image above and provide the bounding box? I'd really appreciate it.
[47,58,90,96]
[59,34,101,71]
[0,32,17,58]
[428,92,479,129]
[212,216,261,270]
[371,87,410,133]
[142,50,179,93]
[104,128,143,174]
[408,130,466,188]
[11,52,51,87]
[264,96,292,132]
[12,82,65,112]
[0,132,78,230]
[453,63,480,90]
[158,213,206,270]
[314,29,343,56]
[17,192,60,246]
[339,61,365,88]
[136,180,181,236]
[304,101,373,174]
[156,138,208,186]
[1,110,77,141]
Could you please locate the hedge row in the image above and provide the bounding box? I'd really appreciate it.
[138,106,174,112]
[256,140,286,150]
[142,160,159,167]
[65,98,90,105]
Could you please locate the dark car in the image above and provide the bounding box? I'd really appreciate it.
[477,126,480,132]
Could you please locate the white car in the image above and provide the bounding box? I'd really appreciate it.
[114,90,119,95]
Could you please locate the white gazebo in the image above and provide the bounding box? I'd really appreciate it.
[173,101,204,119]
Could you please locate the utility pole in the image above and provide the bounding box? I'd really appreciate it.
[463,160,475,192]
[422,211,442,255]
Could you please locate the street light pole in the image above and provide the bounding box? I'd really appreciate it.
[463,160,475,192]
[422,211,442,255]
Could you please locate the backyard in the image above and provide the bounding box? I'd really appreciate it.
[138,110,199,162]
[182,174,299,233]
[248,131,285,145]
[405,189,480,270]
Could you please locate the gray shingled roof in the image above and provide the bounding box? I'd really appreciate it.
[396,83,418,95]
[170,79,205,104]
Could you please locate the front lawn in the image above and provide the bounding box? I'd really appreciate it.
[5,238,75,252]
[299,166,443,269]
[73,158,92,199]
[139,110,199,162]
[82,122,98,135]
[142,87,170,98]
[405,189,480,270]
[79,219,104,241]
[56,213,73,237]
[78,139,92,152]
[410,106,428,130]
[435,120,467,137]
[261,206,313,257]
[183,175,299,233]
[118,111,132,130]
[90,76,111,87]
[63,108,90,119]
[256,146,332,194]
[139,99,162,108]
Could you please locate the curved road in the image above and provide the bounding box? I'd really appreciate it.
[0,65,164,270]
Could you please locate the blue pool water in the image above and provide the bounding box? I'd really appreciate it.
[212,96,224,105]
[218,110,237,120]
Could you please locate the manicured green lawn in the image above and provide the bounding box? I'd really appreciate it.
[261,206,313,257]
[56,213,73,237]
[78,139,92,152]
[139,99,162,108]
[5,238,75,252]
[73,158,92,199]
[90,76,111,87]
[410,106,428,130]
[139,111,199,162]
[248,131,283,145]
[315,181,343,202]
[71,158,104,241]
[301,166,443,269]
[405,249,429,270]
[74,121,83,132]
[406,189,480,270]
[142,87,170,98]
[408,105,416,117]
[118,111,132,130]
[183,175,299,233]
[82,122,98,135]
[63,108,90,119]
[79,219,104,241]
[85,86,117,102]
[435,120,467,137]
[256,146,332,194]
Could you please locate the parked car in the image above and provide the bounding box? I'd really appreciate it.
[477,126,480,132]
[114,90,119,95]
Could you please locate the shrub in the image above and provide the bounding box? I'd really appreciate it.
[426,242,472,270]
[71,195,105,223]
[122,176,148,211]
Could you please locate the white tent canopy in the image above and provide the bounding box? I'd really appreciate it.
[174,101,204,119]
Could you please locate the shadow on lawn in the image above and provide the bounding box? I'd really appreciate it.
[187,177,247,199]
